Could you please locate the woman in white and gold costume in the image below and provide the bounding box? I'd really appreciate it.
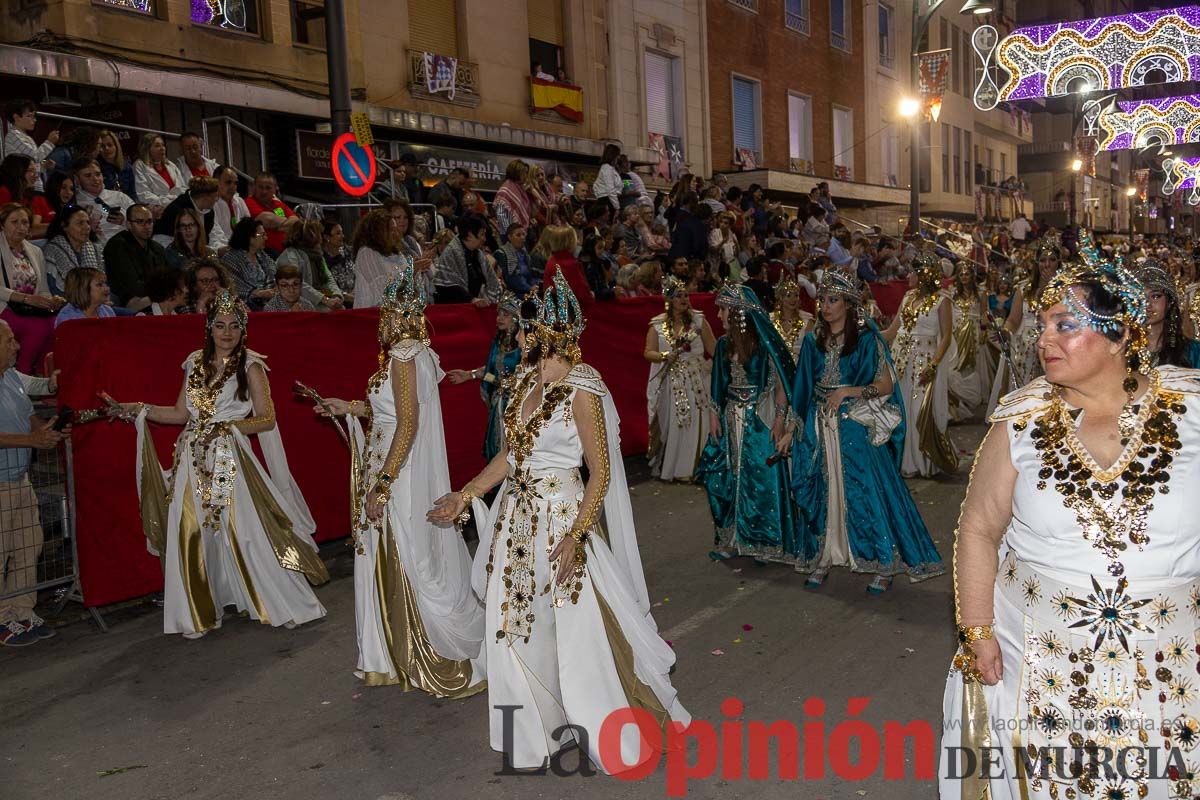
[942,251,1200,800]
[644,275,715,481]
[320,264,484,696]
[987,240,1057,413]
[113,290,328,638]
[771,273,814,363]
[884,252,958,477]
[947,261,991,421]
[429,268,688,773]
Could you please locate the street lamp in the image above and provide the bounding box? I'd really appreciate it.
[1126,186,1138,238]
[899,97,921,118]
[959,0,994,14]
[1071,159,1082,172]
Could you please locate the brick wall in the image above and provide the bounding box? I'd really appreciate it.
[706,0,866,181]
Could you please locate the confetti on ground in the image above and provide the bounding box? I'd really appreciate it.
[98,766,148,778]
[663,597,670,603]
[732,568,743,573]
[737,586,745,591]
[742,624,754,631]
[653,602,663,607]
[352,693,362,699]
[321,701,331,705]
[733,638,742,644]
[711,649,725,656]
[905,648,915,653]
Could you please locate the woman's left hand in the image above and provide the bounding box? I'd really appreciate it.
[918,363,937,387]
[549,535,579,586]
[823,387,853,412]
[366,489,386,522]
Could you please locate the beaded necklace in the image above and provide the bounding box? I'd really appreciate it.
[503,370,573,465]
[900,288,941,331]
[771,310,808,343]
[186,352,238,427]
[661,312,697,352]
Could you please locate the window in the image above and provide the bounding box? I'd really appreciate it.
[528,0,565,78]
[94,0,154,15]
[878,3,894,70]
[645,51,679,138]
[785,0,808,33]
[882,125,900,187]
[953,127,962,194]
[409,0,459,56]
[965,132,972,193]
[941,123,950,193]
[193,0,259,33]
[832,105,853,179]
[732,76,761,162]
[830,0,850,52]
[292,0,325,47]
[788,92,813,168]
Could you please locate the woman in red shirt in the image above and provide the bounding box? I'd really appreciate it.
[0,154,53,238]
[539,224,593,304]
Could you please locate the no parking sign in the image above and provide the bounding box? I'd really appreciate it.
[331,132,377,197]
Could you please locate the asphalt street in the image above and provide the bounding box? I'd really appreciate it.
[2,423,985,800]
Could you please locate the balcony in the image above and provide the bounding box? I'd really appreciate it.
[408,50,480,109]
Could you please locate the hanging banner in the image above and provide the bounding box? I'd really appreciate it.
[1074,135,1098,177]
[918,49,952,122]
[648,133,685,180]
[736,147,758,171]
[530,78,585,122]
[424,52,459,101]
[1135,168,1151,201]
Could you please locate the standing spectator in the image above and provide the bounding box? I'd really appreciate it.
[616,154,649,209]
[96,130,135,197]
[432,215,500,305]
[175,132,218,183]
[163,208,214,270]
[153,176,220,249]
[382,198,431,297]
[816,181,837,223]
[580,234,616,300]
[802,204,830,248]
[54,267,115,327]
[710,211,741,283]
[387,152,424,204]
[742,256,774,311]
[263,263,316,312]
[243,171,299,254]
[1009,211,1031,244]
[0,204,61,373]
[351,209,402,308]
[220,218,276,308]
[104,203,169,311]
[3,100,57,192]
[42,204,103,294]
[667,191,707,263]
[140,267,187,316]
[275,220,344,310]
[73,158,133,247]
[0,318,61,646]
[541,224,593,303]
[700,185,725,217]
[322,221,355,303]
[47,127,100,175]
[211,166,249,253]
[182,257,231,315]
[495,223,537,295]
[592,142,623,211]
[427,167,469,218]
[133,133,185,212]
[493,159,534,233]
[613,204,642,259]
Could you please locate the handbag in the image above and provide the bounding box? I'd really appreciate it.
[0,249,53,317]
[845,396,902,447]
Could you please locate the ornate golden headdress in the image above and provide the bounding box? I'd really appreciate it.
[818,269,862,306]
[526,267,585,363]
[207,289,248,329]
[1135,258,1181,303]
[378,258,428,347]
[911,250,943,293]
[776,272,801,300]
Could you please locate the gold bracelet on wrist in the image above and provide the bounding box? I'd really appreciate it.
[568,527,591,545]
[957,624,993,645]
[456,484,479,525]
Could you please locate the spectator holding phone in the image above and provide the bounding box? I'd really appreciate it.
[0,318,62,646]
[2,100,58,191]
[73,158,133,247]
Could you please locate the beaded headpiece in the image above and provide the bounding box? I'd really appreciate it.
[662,274,687,299]
[776,273,801,299]
[1135,259,1180,303]
[911,250,943,292]
[207,289,247,329]
[1036,233,1063,262]
[1040,231,1149,369]
[818,269,862,306]
[497,291,522,318]
[526,267,585,363]
[716,283,762,333]
[378,258,428,347]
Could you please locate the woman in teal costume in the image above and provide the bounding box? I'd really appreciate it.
[697,284,799,564]
[447,292,523,460]
[1136,260,1200,369]
[787,271,945,594]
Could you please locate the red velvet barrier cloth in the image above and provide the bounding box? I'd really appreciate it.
[57,280,905,608]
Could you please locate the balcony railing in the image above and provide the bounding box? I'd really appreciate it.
[785,10,808,33]
[729,0,757,11]
[408,50,480,108]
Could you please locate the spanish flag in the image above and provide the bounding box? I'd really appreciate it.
[531,78,584,123]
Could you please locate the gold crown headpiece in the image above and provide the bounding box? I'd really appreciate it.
[208,289,248,329]
[526,267,585,363]
[379,257,429,346]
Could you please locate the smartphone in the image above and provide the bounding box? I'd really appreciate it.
[53,406,73,431]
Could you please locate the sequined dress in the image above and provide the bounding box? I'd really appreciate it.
[892,290,959,477]
[947,290,991,421]
[646,310,712,481]
[988,293,1043,416]
[348,340,485,695]
[134,350,328,636]
[941,368,1200,800]
[469,363,688,772]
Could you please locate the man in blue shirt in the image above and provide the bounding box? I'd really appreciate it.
[0,321,63,646]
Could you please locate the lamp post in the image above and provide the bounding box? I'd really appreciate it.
[1126,186,1137,239]
[1070,159,1082,228]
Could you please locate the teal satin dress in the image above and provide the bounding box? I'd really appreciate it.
[698,335,801,562]
[789,324,945,579]
[482,338,522,462]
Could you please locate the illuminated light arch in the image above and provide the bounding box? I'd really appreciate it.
[1136,124,1175,148]
[1124,47,1188,86]
[1096,95,1200,151]
[1047,57,1110,96]
[1185,119,1200,143]
[1160,157,1200,205]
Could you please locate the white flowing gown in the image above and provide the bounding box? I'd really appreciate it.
[135,350,328,636]
[349,340,485,694]
[646,310,712,481]
[470,363,689,773]
[892,291,959,477]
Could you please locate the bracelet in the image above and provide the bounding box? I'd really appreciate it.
[456,484,479,525]
[861,384,879,400]
[957,624,993,645]
[568,527,591,545]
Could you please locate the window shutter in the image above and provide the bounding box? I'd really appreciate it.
[733,78,758,153]
[645,51,677,137]
[788,94,810,160]
[409,0,459,57]
[527,0,564,46]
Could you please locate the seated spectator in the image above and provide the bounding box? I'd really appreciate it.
[55,267,114,327]
[3,99,57,192]
[351,209,402,308]
[764,241,789,284]
[39,171,75,230]
[140,267,187,315]
[74,158,133,247]
[244,171,299,254]
[541,224,593,303]
[432,215,500,306]
[48,127,100,176]
[0,204,62,373]
[97,129,135,197]
[0,155,52,238]
[220,218,276,308]
[263,263,316,312]
[667,191,707,263]
[495,223,537,296]
[613,205,642,259]
[154,176,220,249]
[211,166,250,253]
[133,133,185,212]
[494,159,533,233]
[612,237,632,268]
[427,167,468,219]
[42,204,104,295]
[182,257,232,315]
[0,317,62,647]
[275,220,344,311]
[743,256,774,311]
[580,233,615,301]
[164,208,214,270]
[431,195,457,236]
[104,203,169,311]
[175,132,218,183]
[629,260,663,296]
[322,221,356,305]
